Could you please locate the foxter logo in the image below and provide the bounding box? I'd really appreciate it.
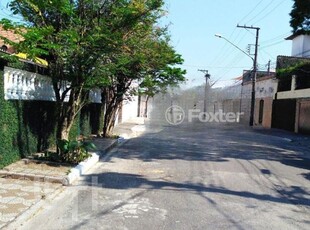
[165,106,243,125]
[165,105,185,125]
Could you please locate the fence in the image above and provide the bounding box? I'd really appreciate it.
[0,67,103,169]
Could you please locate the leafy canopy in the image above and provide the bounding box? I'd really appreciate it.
[290,0,310,33]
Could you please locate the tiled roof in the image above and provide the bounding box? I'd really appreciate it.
[0,25,24,53]
[286,31,310,40]
[277,55,310,69]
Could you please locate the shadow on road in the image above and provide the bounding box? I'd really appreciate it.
[82,172,310,207]
[79,123,310,221]
[109,124,310,170]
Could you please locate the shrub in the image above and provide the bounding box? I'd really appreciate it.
[57,139,96,164]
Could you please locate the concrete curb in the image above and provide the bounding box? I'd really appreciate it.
[1,140,119,230]
[64,139,118,185]
[0,171,68,184]
[0,139,118,186]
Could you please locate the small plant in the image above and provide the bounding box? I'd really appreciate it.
[111,134,120,139]
[57,139,96,164]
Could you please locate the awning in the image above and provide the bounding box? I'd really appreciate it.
[15,52,48,67]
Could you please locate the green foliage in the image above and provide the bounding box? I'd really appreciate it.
[276,61,310,78]
[290,0,310,33]
[4,0,185,138]
[0,67,102,168]
[57,139,96,164]
[0,71,36,168]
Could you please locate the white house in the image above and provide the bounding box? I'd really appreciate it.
[286,33,310,57]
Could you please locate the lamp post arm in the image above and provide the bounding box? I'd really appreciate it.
[220,36,254,62]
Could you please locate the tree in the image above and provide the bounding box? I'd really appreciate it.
[3,0,185,139]
[137,37,186,119]
[89,2,186,137]
[290,0,310,33]
[2,0,119,140]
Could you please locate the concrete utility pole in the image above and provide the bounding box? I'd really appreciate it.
[237,25,260,127]
[198,69,210,114]
[266,60,271,75]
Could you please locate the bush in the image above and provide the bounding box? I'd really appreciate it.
[57,139,96,164]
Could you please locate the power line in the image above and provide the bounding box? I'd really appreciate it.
[293,49,310,57]
[238,0,265,24]
[252,0,287,25]
[260,39,286,49]
[237,24,260,127]
[245,0,274,24]
[260,32,291,44]
[211,30,249,71]
[214,52,250,79]
[259,48,275,61]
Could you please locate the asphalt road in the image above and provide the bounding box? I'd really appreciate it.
[17,123,310,230]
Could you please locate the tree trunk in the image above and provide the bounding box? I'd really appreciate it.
[103,99,122,137]
[56,114,75,140]
[144,95,150,117]
[102,76,132,137]
[56,86,84,140]
[102,87,123,137]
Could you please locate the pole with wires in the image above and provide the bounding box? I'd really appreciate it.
[237,25,260,127]
[198,69,210,114]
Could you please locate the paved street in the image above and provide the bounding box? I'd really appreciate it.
[13,123,310,230]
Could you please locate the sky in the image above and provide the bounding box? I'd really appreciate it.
[0,0,295,89]
[161,0,294,88]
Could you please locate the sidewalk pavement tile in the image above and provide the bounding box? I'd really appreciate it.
[0,177,62,228]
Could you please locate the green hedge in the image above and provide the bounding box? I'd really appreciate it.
[1,73,29,168]
[0,69,103,169]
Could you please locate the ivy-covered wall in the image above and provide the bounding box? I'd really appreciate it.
[0,69,103,169]
[0,70,35,168]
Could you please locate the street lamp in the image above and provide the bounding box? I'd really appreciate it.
[215,32,259,126]
[215,34,254,62]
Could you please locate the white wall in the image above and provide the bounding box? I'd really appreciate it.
[255,78,278,99]
[3,66,101,103]
[121,96,139,122]
[291,35,310,57]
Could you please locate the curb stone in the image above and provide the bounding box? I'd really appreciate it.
[1,139,119,230]
[0,139,118,186]
[65,139,118,185]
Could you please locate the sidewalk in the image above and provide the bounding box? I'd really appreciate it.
[113,117,163,139]
[0,138,117,186]
[113,117,147,139]
[0,178,63,229]
[0,119,148,229]
[252,127,310,150]
[0,137,118,229]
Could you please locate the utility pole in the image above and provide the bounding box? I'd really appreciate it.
[198,69,210,114]
[266,60,271,75]
[237,25,260,127]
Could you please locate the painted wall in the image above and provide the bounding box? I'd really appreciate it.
[254,77,278,128]
[254,97,273,128]
[291,35,310,57]
[121,96,139,122]
[255,78,277,98]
